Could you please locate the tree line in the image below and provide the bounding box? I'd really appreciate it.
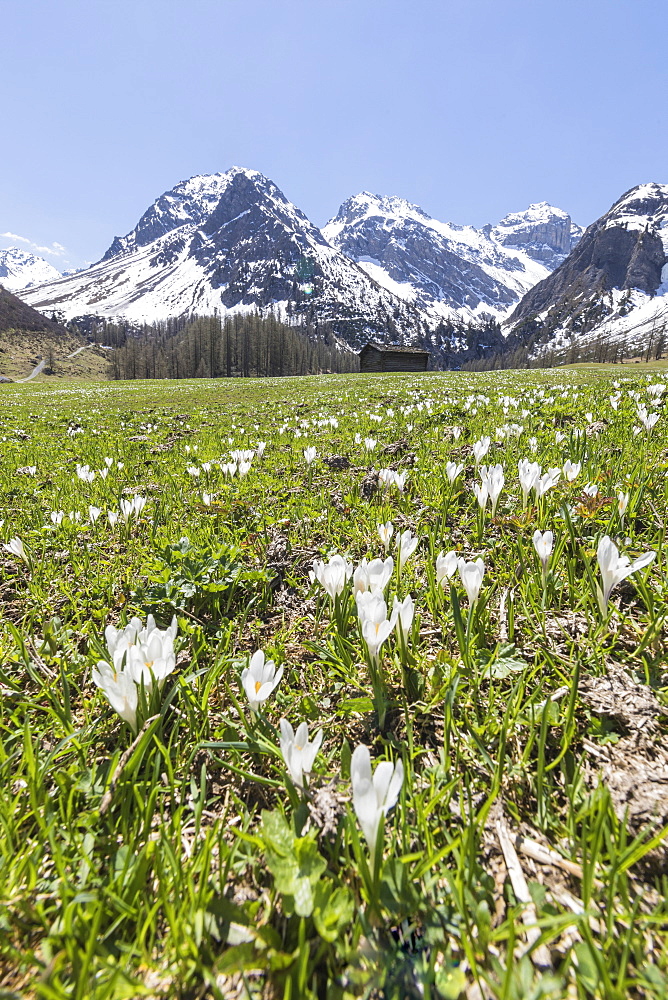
[103,313,360,380]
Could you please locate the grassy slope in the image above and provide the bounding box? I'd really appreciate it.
[0,370,667,1000]
[0,329,111,381]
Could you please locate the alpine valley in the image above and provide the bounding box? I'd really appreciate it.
[7,168,668,365]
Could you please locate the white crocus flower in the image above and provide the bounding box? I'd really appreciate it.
[311,553,353,599]
[230,449,254,463]
[532,529,554,576]
[303,446,317,465]
[241,650,284,713]
[596,536,656,614]
[353,556,394,595]
[484,463,504,516]
[105,616,144,656]
[445,461,464,483]
[279,719,323,788]
[351,745,403,858]
[119,499,134,523]
[76,464,95,483]
[473,437,492,465]
[51,511,65,525]
[377,521,394,550]
[472,437,491,464]
[378,468,407,492]
[518,459,541,508]
[91,661,138,732]
[457,557,485,605]
[357,591,396,662]
[118,627,177,693]
[637,405,660,432]
[473,481,489,511]
[391,594,415,636]
[364,437,377,451]
[108,511,119,527]
[106,613,177,659]
[563,460,581,482]
[396,529,419,570]
[435,550,459,587]
[89,505,102,524]
[256,441,267,458]
[535,468,561,499]
[187,466,201,477]
[4,537,27,561]
[618,491,629,517]
[202,492,212,506]
[238,460,252,477]
[583,483,599,497]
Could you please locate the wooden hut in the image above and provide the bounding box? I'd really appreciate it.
[358,342,430,373]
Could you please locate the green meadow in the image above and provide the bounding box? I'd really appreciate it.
[0,369,667,999]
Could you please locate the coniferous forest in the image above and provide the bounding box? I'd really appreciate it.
[101,313,360,380]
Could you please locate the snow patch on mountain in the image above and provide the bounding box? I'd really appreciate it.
[0,248,61,291]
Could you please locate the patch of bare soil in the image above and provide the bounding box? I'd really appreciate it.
[580,663,668,870]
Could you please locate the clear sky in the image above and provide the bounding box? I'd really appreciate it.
[0,0,665,270]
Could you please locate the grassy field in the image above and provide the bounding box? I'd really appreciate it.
[0,369,667,1000]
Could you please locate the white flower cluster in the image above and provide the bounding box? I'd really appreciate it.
[92,614,178,732]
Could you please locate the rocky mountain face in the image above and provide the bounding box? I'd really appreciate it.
[507,183,668,353]
[20,168,429,352]
[488,203,583,269]
[323,195,581,327]
[0,248,61,291]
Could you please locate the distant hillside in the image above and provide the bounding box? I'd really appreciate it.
[0,286,112,380]
[0,285,64,335]
[0,328,112,381]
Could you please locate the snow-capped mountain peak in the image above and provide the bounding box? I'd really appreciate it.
[19,168,428,350]
[507,181,668,357]
[498,201,570,225]
[603,182,668,232]
[325,191,432,234]
[0,247,61,292]
[323,192,581,327]
[490,202,583,267]
[100,166,313,263]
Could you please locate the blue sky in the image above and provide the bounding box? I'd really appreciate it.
[0,0,665,270]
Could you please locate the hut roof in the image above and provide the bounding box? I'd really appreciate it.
[359,342,430,356]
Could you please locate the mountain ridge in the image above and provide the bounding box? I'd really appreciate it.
[19,169,668,365]
[19,167,432,353]
[506,181,668,356]
[323,193,582,327]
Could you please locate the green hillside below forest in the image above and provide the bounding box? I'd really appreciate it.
[0,329,111,381]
